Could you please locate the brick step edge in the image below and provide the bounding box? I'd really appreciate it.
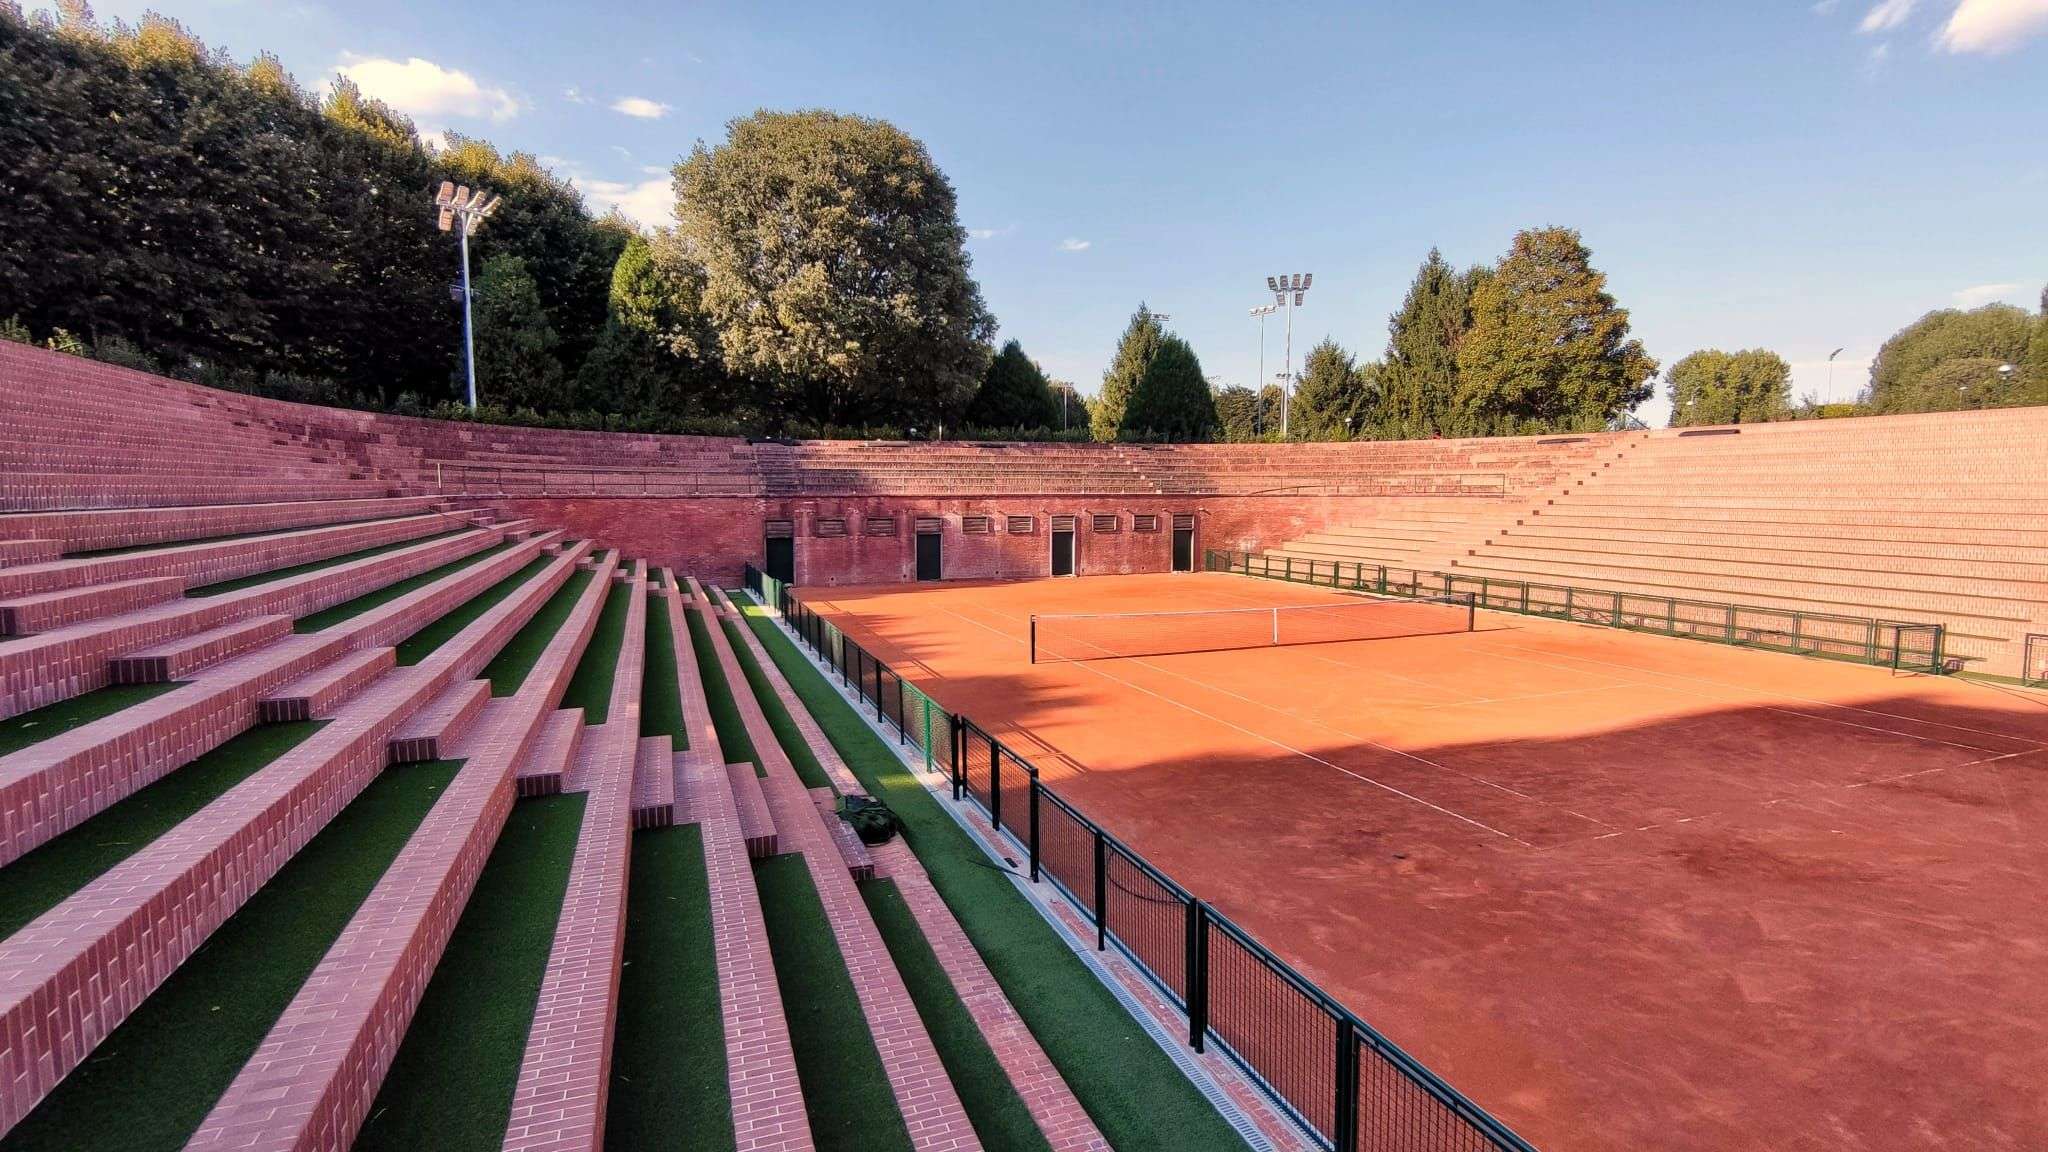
[109,614,293,685]
[388,678,491,764]
[259,646,396,722]
[812,788,875,881]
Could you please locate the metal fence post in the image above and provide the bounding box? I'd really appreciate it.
[1027,769,1041,882]
[1093,830,1108,951]
[951,715,965,800]
[990,740,1003,832]
[1334,1016,1360,1152]
[1186,900,1209,1051]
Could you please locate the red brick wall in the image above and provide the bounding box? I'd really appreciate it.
[491,493,1487,585]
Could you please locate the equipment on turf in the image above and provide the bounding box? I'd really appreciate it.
[1028,593,1475,663]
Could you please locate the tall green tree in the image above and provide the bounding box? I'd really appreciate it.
[1665,349,1792,426]
[1290,338,1379,439]
[964,339,1060,429]
[1377,250,1481,438]
[1213,385,1261,442]
[1123,334,1216,441]
[1454,227,1656,434]
[471,253,564,411]
[1047,379,1089,434]
[1093,304,1164,441]
[1866,304,2035,413]
[672,109,996,427]
[2027,306,2048,392]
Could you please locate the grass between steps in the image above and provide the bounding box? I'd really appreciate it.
[355,792,587,1152]
[640,592,687,742]
[685,605,758,772]
[736,601,1250,1152]
[396,553,553,665]
[0,682,178,758]
[294,537,517,633]
[607,825,731,1152]
[0,757,460,1152]
[185,527,465,597]
[753,853,916,1152]
[0,721,324,940]
[561,574,629,721]
[860,878,1054,1152]
[719,616,831,789]
[483,567,594,695]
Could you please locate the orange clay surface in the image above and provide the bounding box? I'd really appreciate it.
[794,572,2048,1152]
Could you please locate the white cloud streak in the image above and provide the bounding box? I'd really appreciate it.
[1859,0,1917,31]
[1057,238,1091,252]
[611,96,672,119]
[575,175,675,227]
[335,54,520,121]
[1953,282,2026,307]
[1938,0,2048,51]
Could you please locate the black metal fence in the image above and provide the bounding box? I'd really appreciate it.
[742,564,1539,1152]
[1209,550,1949,675]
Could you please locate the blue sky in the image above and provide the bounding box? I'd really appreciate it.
[65,0,2048,423]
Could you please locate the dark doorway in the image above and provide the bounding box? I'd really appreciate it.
[765,535,794,584]
[1172,526,1195,572]
[1051,528,1076,576]
[915,532,942,581]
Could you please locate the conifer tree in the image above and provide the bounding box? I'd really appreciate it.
[1093,304,1164,440]
[1290,338,1379,439]
[1377,250,1479,438]
[472,253,564,412]
[1123,333,1216,441]
[964,339,1060,429]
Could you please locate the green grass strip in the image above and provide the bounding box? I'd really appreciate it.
[186,529,464,597]
[356,792,587,1152]
[861,879,1053,1152]
[720,616,830,788]
[482,567,594,696]
[0,721,324,940]
[294,538,516,634]
[753,854,916,1152]
[737,602,1249,1152]
[606,825,731,1152]
[396,554,552,666]
[685,606,757,772]
[0,683,178,758]
[0,757,460,1152]
[641,593,686,742]
[560,576,629,722]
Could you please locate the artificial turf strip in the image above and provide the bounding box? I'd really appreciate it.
[355,793,587,1152]
[605,825,732,1152]
[293,538,517,634]
[482,567,594,696]
[395,553,553,666]
[860,879,1053,1152]
[720,615,831,789]
[0,757,459,1152]
[185,528,465,597]
[685,605,759,773]
[753,853,917,1152]
[0,721,325,941]
[640,593,687,742]
[737,602,1250,1152]
[560,577,629,721]
[0,682,178,758]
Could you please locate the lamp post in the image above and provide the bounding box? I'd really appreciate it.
[435,181,503,410]
[1265,273,1312,437]
[1825,347,1844,400]
[1250,304,1277,431]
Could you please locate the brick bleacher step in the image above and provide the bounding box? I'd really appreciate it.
[260,645,396,722]
[632,733,676,829]
[388,677,492,764]
[0,495,443,554]
[0,539,63,567]
[812,787,875,881]
[0,574,185,636]
[516,707,584,797]
[108,613,291,684]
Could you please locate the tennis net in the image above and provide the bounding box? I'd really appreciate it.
[1029,593,1476,663]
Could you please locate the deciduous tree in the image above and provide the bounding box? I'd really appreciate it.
[1866,305,2034,413]
[1665,349,1792,426]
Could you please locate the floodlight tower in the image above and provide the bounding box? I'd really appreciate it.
[1265,273,1312,437]
[1250,304,1278,422]
[435,181,503,410]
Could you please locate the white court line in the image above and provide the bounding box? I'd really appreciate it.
[935,602,1542,846]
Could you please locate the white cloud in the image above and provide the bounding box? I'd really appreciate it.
[967,224,1016,240]
[1057,238,1091,252]
[563,86,591,104]
[611,96,672,119]
[1937,0,2048,52]
[1865,41,1893,68]
[576,175,674,227]
[1813,0,1841,12]
[1953,282,2026,307]
[1859,0,1917,31]
[334,54,520,121]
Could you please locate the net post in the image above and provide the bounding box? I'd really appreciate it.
[1466,592,1476,632]
[1334,1015,1361,1152]
[1027,768,1041,883]
[1093,829,1108,950]
[1271,607,1280,647]
[1029,615,1037,664]
[1186,899,1209,1051]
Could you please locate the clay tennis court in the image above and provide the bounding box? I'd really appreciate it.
[792,572,2048,1152]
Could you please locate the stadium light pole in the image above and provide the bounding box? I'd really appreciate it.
[1250,304,1278,429]
[435,181,503,410]
[1825,347,1844,400]
[1265,273,1312,437]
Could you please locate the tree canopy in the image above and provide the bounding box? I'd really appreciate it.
[1377,250,1480,438]
[672,109,995,429]
[1666,349,1791,426]
[964,340,1061,430]
[1122,333,1217,441]
[1290,338,1378,439]
[1093,305,1163,441]
[1865,304,2036,413]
